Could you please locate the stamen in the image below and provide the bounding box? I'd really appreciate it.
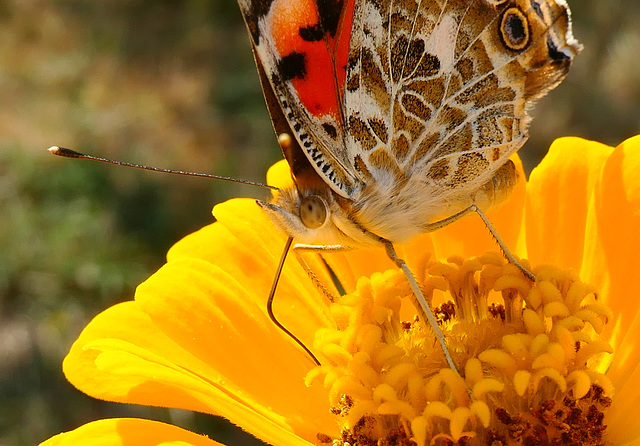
[308,253,614,445]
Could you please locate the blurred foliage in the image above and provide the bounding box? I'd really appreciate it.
[0,0,637,445]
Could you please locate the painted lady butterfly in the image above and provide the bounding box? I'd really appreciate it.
[238,0,581,368]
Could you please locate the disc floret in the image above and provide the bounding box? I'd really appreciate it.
[308,254,613,446]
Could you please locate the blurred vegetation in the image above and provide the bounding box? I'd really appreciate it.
[0,1,638,445]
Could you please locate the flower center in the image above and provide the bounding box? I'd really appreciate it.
[307,252,613,446]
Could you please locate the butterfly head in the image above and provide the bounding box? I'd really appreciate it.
[257,182,370,247]
[254,133,380,247]
[248,54,370,247]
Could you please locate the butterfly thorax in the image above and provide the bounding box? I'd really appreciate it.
[351,175,484,244]
[348,150,522,244]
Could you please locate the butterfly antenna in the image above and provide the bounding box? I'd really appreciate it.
[267,236,321,366]
[47,146,280,192]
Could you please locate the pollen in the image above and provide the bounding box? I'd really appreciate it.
[307,254,614,446]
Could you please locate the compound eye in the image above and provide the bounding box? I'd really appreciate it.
[299,195,328,229]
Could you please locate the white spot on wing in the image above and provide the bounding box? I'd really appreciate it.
[425,15,456,72]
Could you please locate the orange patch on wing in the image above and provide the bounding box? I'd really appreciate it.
[267,0,354,119]
[269,0,319,56]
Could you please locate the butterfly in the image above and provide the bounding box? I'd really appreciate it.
[237,0,581,368]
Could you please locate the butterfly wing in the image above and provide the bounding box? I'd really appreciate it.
[252,48,329,193]
[240,0,580,243]
[238,0,363,198]
[342,0,581,199]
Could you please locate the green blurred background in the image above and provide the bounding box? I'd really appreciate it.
[0,1,638,445]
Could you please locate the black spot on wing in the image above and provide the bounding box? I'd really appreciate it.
[300,25,326,42]
[403,39,426,76]
[505,13,527,43]
[531,0,543,18]
[299,0,349,42]
[322,123,338,139]
[241,0,346,46]
[547,35,571,61]
[346,72,360,92]
[316,0,346,37]
[415,53,440,78]
[500,8,530,50]
[246,0,275,18]
[278,52,307,81]
[391,36,409,81]
[308,146,323,162]
[241,0,276,44]
[368,118,388,143]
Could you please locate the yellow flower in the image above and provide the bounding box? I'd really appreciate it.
[41,136,640,446]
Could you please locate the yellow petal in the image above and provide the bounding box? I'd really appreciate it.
[170,199,337,361]
[464,358,484,386]
[525,137,613,271]
[543,301,570,318]
[135,258,336,438]
[478,349,517,374]
[64,297,335,444]
[39,418,220,446]
[588,137,640,376]
[267,159,295,190]
[570,136,640,411]
[605,350,640,445]
[531,368,567,393]
[169,199,339,311]
[64,302,215,414]
[449,407,472,442]
[423,401,453,419]
[566,370,591,399]
[590,136,640,289]
[411,416,429,446]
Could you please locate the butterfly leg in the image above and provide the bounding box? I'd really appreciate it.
[291,247,340,302]
[293,243,353,252]
[267,237,321,366]
[296,242,461,373]
[423,206,535,281]
[383,242,459,373]
[469,205,535,281]
[267,242,352,367]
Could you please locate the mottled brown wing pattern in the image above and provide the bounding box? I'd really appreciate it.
[343,0,581,196]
